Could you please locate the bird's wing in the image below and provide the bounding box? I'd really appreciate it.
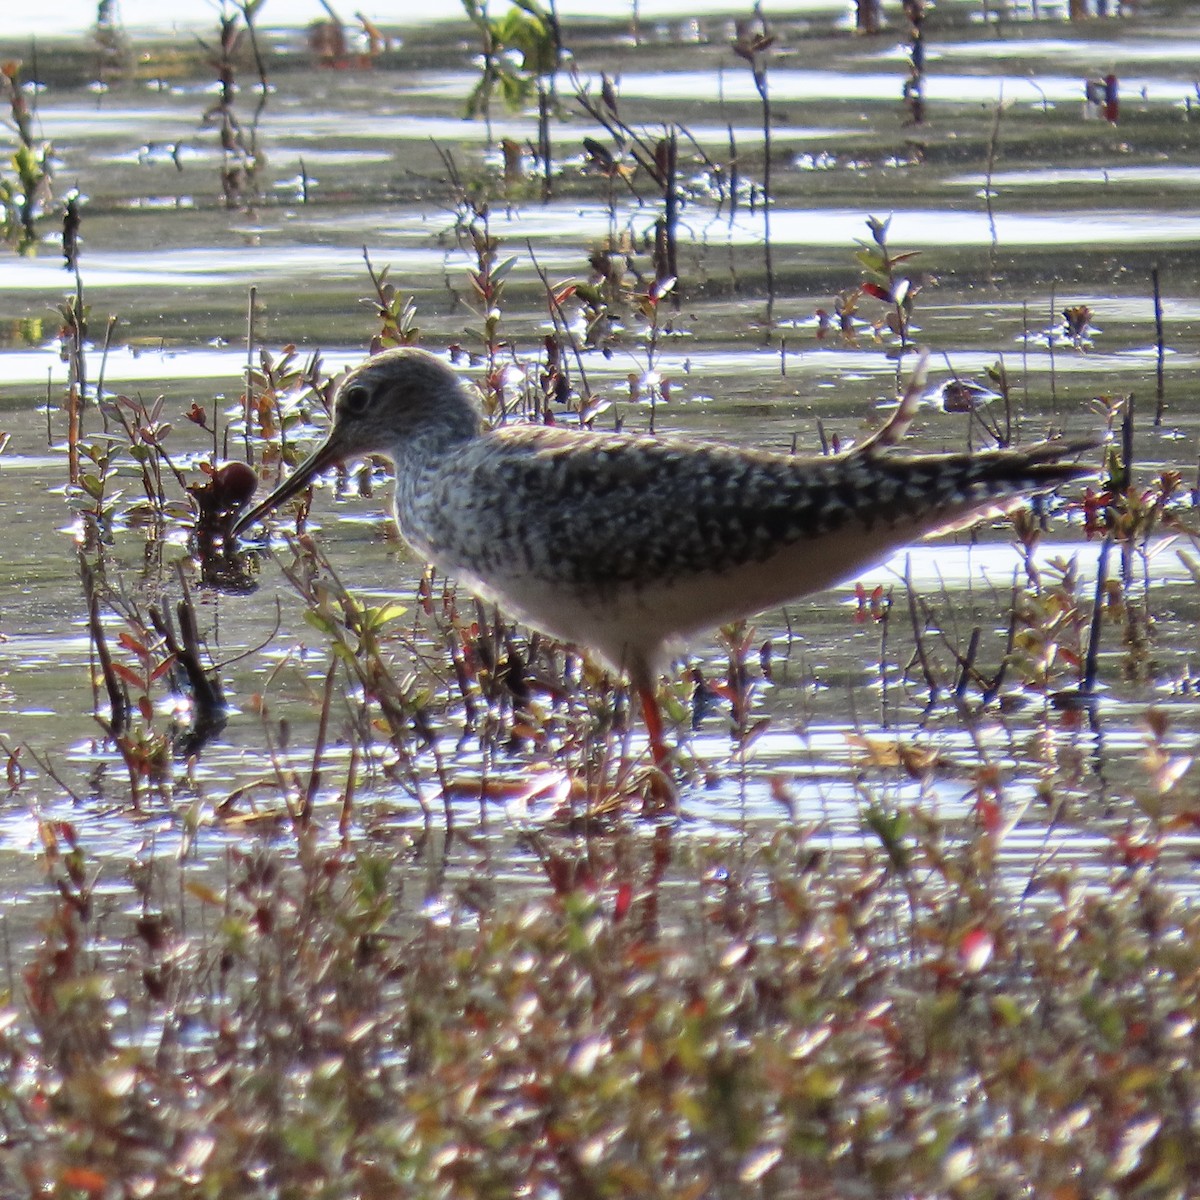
[420,429,828,590]
[419,425,1094,594]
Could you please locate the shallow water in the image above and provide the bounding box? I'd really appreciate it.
[0,1,1197,898]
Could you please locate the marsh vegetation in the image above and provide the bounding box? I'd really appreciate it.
[0,1,1196,1194]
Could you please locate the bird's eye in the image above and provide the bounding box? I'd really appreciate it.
[339,383,371,418]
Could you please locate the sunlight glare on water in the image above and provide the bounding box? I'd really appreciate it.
[0,0,1196,867]
[9,0,853,38]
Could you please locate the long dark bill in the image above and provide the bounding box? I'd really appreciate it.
[229,437,345,538]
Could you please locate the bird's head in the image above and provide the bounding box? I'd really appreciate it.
[230,347,481,537]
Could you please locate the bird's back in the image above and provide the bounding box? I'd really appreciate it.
[395,423,1093,676]
[408,424,1086,589]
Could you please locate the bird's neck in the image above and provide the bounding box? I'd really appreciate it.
[389,401,483,535]
[392,388,483,467]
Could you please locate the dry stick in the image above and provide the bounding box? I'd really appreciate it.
[1000,350,1013,445]
[375,697,436,829]
[362,243,387,307]
[1121,391,1136,589]
[1047,281,1058,413]
[878,588,893,726]
[23,746,86,806]
[338,745,358,842]
[216,603,286,673]
[571,87,644,196]
[445,628,479,726]
[81,558,127,738]
[1152,264,1165,425]
[984,88,1003,281]
[572,75,724,202]
[150,584,227,737]
[302,657,339,825]
[68,241,87,408]
[1082,534,1112,696]
[421,725,451,832]
[537,79,553,202]
[753,59,774,327]
[725,122,736,221]
[95,314,117,414]
[539,0,563,202]
[237,0,270,94]
[66,380,81,487]
[0,906,12,1004]
[982,571,1021,705]
[1020,299,1030,418]
[904,556,940,708]
[955,626,982,701]
[715,123,734,222]
[257,716,304,819]
[526,240,594,404]
[654,125,679,287]
[238,3,270,179]
[243,284,257,464]
[1122,388,1136,476]
[913,590,984,699]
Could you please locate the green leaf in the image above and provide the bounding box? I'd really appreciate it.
[364,602,408,631]
[863,802,910,871]
[499,70,535,112]
[302,610,336,637]
[991,995,1023,1028]
[331,642,358,666]
[464,76,490,120]
[853,247,887,274]
[491,255,519,283]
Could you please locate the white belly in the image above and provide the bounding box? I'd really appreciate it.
[442,522,914,680]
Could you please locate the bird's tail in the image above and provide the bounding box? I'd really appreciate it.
[836,434,1103,538]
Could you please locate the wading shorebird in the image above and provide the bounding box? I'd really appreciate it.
[232,347,1096,795]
